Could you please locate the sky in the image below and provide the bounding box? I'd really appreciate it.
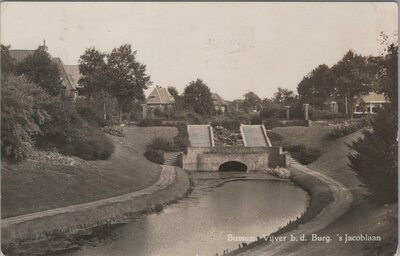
[1,2,397,100]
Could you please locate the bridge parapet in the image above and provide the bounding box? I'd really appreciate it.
[182,146,286,172]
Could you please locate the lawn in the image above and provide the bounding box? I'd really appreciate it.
[1,127,178,218]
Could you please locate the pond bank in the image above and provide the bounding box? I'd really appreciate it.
[2,166,191,255]
[226,157,352,256]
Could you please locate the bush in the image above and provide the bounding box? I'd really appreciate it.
[144,149,165,164]
[173,124,190,151]
[329,118,371,138]
[67,127,115,160]
[250,114,262,125]
[265,167,290,179]
[137,119,163,127]
[101,126,125,137]
[1,75,51,161]
[267,131,283,146]
[147,137,177,151]
[283,144,321,164]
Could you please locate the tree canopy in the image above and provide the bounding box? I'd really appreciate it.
[16,48,64,96]
[183,79,214,116]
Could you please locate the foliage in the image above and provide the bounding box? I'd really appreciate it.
[297,64,334,107]
[267,131,283,146]
[101,126,125,137]
[1,75,51,161]
[1,44,15,75]
[173,124,190,151]
[265,167,290,179]
[273,87,298,106]
[183,79,214,116]
[15,48,64,96]
[167,86,179,100]
[263,118,306,129]
[283,144,321,164]
[136,119,163,127]
[329,118,371,138]
[144,149,165,164]
[147,137,177,151]
[78,44,151,123]
[242,91,262,112]
[260,101,285,119]
[210,119,241,131]
[347,39,398,205]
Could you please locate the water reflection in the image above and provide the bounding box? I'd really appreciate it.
[66,179,308,256]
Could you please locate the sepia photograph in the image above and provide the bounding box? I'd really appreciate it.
[0,2,398,256]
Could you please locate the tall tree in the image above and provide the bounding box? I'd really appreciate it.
[183,79,214,116]
[242,91,262,112]
[107,44,151,123]
[348,38,398,205]
[297,64,334,107]
[167,86,179,100]
[1,44,15,75]
[273,87,298,106]
[78,48,111,120]
[16,47,64,96]
[331,50,371,117]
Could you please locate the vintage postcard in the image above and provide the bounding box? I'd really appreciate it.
[0,2,398,256]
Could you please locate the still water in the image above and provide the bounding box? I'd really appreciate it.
[66,177,308,256]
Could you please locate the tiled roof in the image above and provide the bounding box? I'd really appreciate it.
[146,86,175,104]
[52,57,75,91]
[360,92,387,103]
[64,65,81,89]
[9,50,35,63]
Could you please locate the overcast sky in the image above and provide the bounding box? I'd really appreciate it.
[1,2,397,100]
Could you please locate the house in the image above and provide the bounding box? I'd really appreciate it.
[212,93,227,114]
[142,86,175,119]
[354,92,387,114]
[9,42,81,98]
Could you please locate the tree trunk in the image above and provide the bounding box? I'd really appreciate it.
[103,102,107,120]
[345,93,348,115]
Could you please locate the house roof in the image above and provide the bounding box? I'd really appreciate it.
[64,65,81,90]
[358,92,387,103]
[212,93,226,106]
[9,50,36,63]
[146,86,175,104]
[52,57,76,91]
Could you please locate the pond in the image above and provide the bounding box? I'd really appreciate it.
[65,175,309,256]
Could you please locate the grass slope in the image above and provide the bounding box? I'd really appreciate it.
[1,127,177,218]
[272,126,397,256]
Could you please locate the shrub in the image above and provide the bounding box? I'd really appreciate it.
[329,117,371,138]
[144,149,165,164]
[101,126,125,137]
[267,131,283,146]
[173,124,190,151]
[263,118,283,129]
[147,137,177,151]
[67,127,115,160]
[137,119,163,127]
[283,144,321,164]
[265,167,290,179]
[1,75,51,161]
[250,114,262,125]
[348,110,397,204]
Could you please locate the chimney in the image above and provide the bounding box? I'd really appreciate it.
[38,40,48,52]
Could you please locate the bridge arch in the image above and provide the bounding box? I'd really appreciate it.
[218,161,247,172]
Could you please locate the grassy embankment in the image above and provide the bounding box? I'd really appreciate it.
[1,127,177,218]
[273,126,397,255]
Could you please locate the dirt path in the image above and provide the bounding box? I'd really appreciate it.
[233,157,353,256]
[1,165,176,228]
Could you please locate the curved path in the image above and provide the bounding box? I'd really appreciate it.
[2,164,177,227]
[233,157,353,256]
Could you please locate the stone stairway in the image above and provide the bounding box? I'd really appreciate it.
[187,125,214,147]
[163,152,182,166]
[241,125,271,147]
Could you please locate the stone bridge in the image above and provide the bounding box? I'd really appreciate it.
[181,124,287,172]
[182,146,286,172]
